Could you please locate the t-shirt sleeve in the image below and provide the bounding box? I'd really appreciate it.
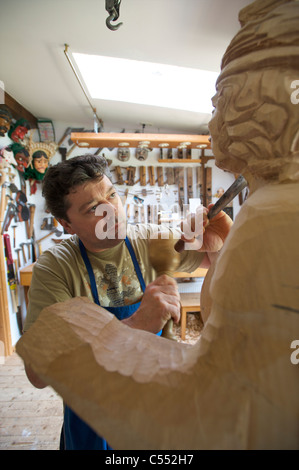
[23,254,74,332]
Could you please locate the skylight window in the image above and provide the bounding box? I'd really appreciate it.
[72,53,218,114]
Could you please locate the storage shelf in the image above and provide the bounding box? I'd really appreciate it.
[71,132,211,150]
[158,159,202,163]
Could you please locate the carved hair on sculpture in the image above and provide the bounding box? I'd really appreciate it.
[209,0,299,183]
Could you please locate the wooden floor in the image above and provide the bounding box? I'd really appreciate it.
[0,352,63,450]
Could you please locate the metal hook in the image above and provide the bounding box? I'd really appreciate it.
[105,0,123,31]
[106,13,123,31]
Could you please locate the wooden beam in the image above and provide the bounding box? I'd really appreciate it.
[4,92,38,129]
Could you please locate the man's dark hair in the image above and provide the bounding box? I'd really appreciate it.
[42,154,112,221]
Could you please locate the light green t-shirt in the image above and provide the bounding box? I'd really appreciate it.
[24,224,204,331]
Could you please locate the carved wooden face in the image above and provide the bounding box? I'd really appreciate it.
[10,125,29,143]
[33,155,49,174]
[15,151,30,172]
[117,148,130,162]
[209,75,245,174]
[135,148,149,161]
[209,68,299,181]
[0,116,11,136]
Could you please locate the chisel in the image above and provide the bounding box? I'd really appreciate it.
[174,175,248,252]
[207,175,247,220]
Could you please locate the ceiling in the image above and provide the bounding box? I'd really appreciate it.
[0,0,252,135]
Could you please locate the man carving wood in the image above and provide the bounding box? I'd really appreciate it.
[17,0,299,450]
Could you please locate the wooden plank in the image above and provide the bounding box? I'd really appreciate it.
[187,168,193,201]
[165,167,174,185]
[4,91,38,129]
[71,132,211,150]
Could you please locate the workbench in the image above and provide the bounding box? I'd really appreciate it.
[19,263,35,307]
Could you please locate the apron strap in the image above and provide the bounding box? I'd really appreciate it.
[124,237,146,292]
[79,237,146,306]
[79,239,100,305]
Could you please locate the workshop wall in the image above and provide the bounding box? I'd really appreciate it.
[1,119,242,350]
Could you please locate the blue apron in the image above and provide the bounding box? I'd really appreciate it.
[62,236,160,450]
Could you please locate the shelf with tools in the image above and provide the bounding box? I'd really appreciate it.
[158,159,202,163]
[71,132,211,150]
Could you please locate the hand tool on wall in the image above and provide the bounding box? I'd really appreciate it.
[14,248,21,269]
[15,190,29,222]
[196,166,202,200]
[27,204,36,261]
[35,227,63,257]
[60,127,85,159]
[206,167,212,206]
[1,201,17,234]
[25,241,31,260]
[199,149,214,207]
[167,148,173,159]
[0,183,7,232]
[19,242,27,264]
[57,127,72,160]
[11,224,17,248]
[13,258,23,335]
[177,148,184,159]
[165,167,174,185]
[139,167,146,186]
[3,233,17,313]
[148,166,155,186]
[187,168,193,201]
[156,167,164,187]
[174,168,185,209]
[25,203,35,239]
[114,166,124,185]
[126,167,136,186]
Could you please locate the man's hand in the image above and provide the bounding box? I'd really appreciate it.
[179,204,233,253]
[123,275,181,334]
[199,204,233,252]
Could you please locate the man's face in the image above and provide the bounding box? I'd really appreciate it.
[59,175,127,252]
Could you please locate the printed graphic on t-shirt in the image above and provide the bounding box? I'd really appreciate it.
[99,263,136,307]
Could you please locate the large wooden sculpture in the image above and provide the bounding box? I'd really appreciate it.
[17,0,299,449]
